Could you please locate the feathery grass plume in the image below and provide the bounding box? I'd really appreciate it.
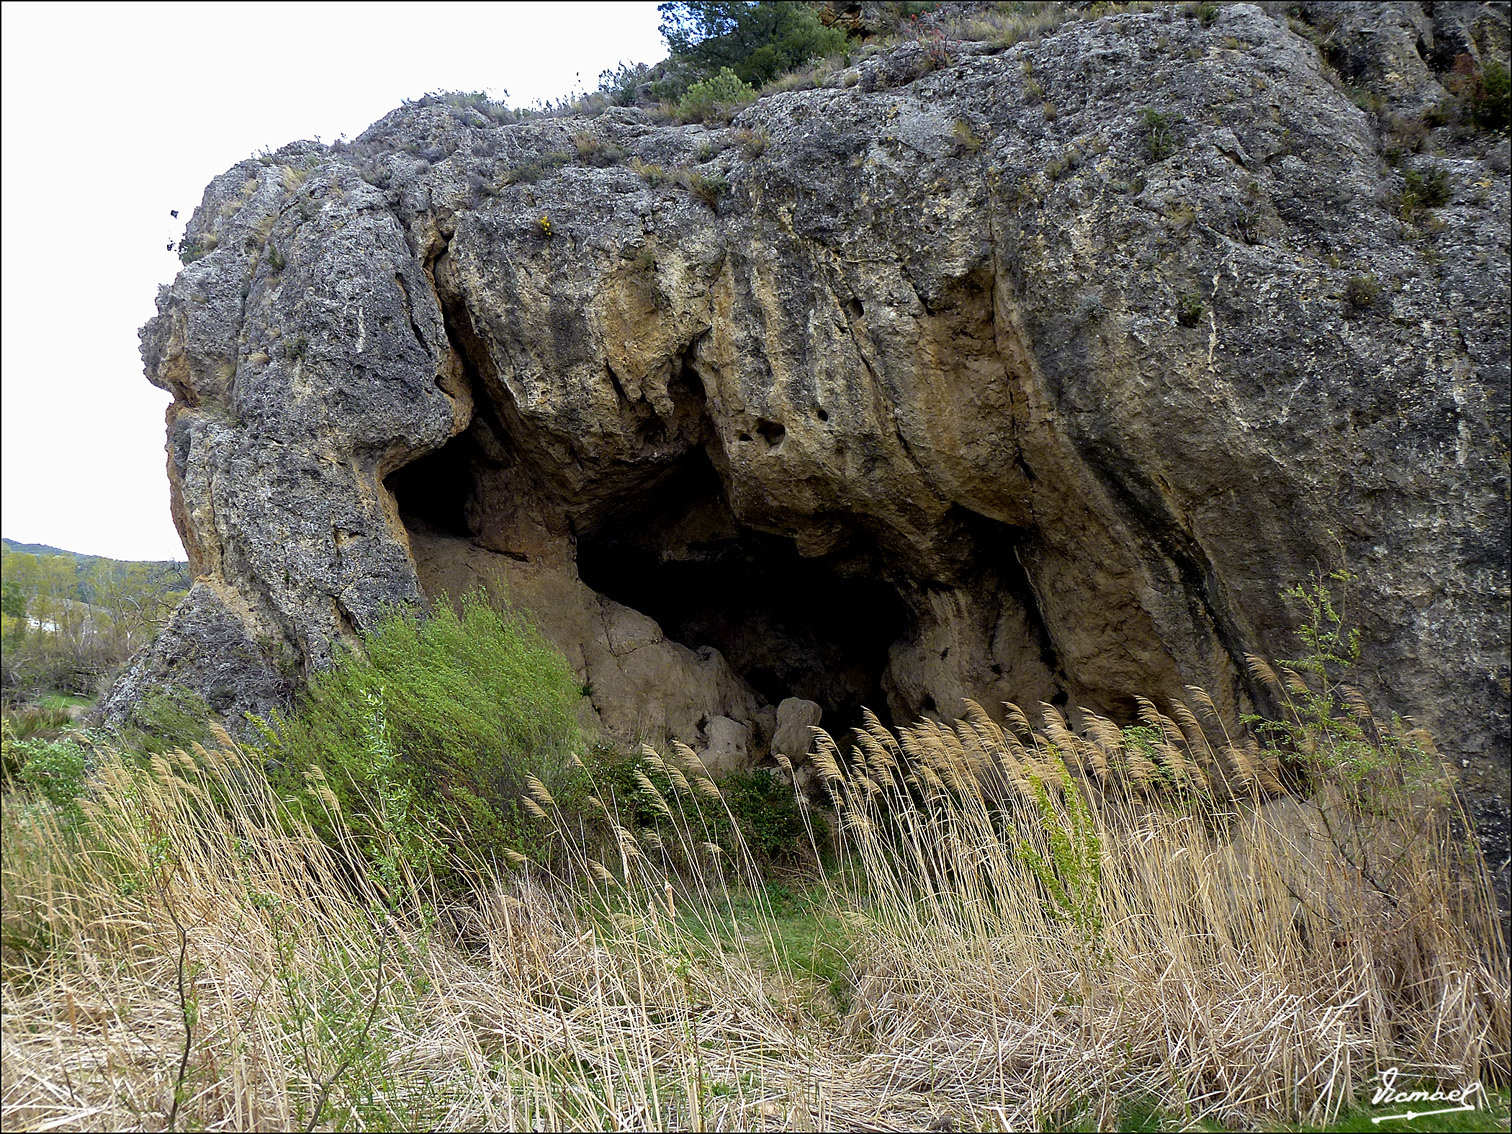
[961,699,1008,755]
[520,795,550,821]
[1003,700,1037,742]
[525,774,556,810]
[1224,741,1261,794]
[1078,711,1121,780]
[854,724,900,784]
[1249,736,1287,796]
[633,768,674,820]
[810,730,847,785]
[1340,684,1375,725]
[896,719,933,768]
[663,762,694,798]
[1169,697,1217,762]
[669,738,704,774]
[1154,738,1204,792]
[587,857,616,884]
[1038,702,1092,775]
[861,706,902,759]
[1246,652,1287,699]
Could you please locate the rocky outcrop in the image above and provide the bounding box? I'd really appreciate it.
[110,4,1507,880]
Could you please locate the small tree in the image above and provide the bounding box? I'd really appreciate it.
[659,1,848,87]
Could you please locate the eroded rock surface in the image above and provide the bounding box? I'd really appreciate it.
[109,3,1508,885]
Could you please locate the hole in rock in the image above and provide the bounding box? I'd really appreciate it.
[386,436,475,538]
[577,454,908,734]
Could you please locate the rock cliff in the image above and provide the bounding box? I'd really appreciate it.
[104,2,1509,881]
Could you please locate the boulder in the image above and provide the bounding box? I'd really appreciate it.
[772,698,823,763]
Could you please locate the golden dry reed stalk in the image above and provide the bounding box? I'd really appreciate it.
[2,682,1506,1131]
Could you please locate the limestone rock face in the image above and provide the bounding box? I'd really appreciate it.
[773,698,824,763]
[110,4,1507,883]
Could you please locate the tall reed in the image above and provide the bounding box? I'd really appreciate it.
[2,680,1505,1130]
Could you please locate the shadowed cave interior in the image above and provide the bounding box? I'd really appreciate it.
[387,431,916,736]
[575,456,910,731]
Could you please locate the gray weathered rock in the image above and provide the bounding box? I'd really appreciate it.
[703,715,754,776]
[773,698,823,763]
[110,3,1508,893]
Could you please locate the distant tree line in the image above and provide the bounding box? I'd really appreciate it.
[1,543,188,700]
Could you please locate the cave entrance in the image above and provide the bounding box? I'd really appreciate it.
[576,455,908,733]
[386,434,476,539]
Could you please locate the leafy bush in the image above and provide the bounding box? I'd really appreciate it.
[676,66,755,123]
[1175,292,1204,327]
[14,735,89,826]
[1400,166,1451,218]
[722,767,816,861]
[660,1,847,88]
[1142,107,1180,160]
[1449,53,1510,133]
[1345,273,1381,310]
[262,592,584,875]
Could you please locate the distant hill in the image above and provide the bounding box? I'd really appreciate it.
[2,538,192,601]
[3,538,188,572]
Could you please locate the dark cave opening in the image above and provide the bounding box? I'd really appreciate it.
[386,437,476,538]
[577,454,909,733]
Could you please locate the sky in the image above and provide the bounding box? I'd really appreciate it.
[1,0,666,562]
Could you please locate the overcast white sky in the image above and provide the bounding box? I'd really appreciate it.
[1,0,665,562]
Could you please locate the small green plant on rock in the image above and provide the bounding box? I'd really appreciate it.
[953,118,984,153]
[1345,273,1381,310]
[678,168,729,208]
[1142,107,1180,161]
[732,126,770,158]
[1399,167,1451,219]
[1448,53,1510,133]
[629,156,667,186]
[1176,292,1204,327]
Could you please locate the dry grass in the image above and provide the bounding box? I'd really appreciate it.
[2,688,1505,1130]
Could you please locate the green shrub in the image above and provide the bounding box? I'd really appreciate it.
[262,592,585,877]
[1449,53,1510,133]
[629,156,668,185]
[1400,167,1451,218]
[118,685,213,755]
[1345,273,1381,310]
[1142,107,1180,161]
[678,167,730,207]
[660,1,847,88]
[722,768,817,861]
[677,67,755,124]
[15,735,89,826]
[1176,292,1204,327]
